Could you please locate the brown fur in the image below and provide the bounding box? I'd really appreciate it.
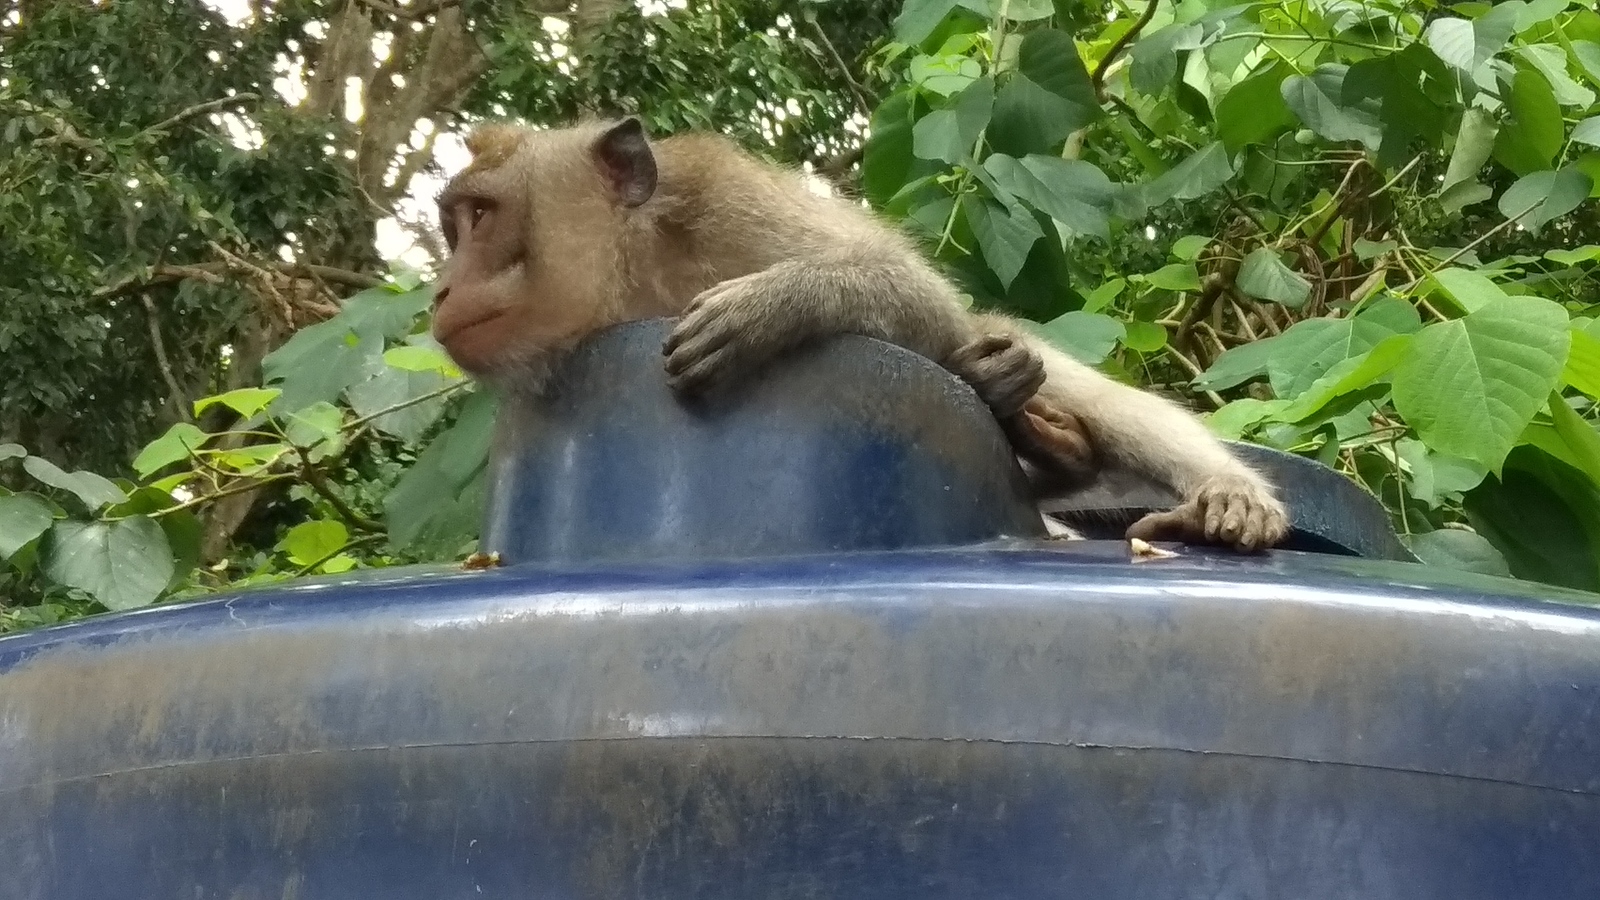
[431,118,1290,552]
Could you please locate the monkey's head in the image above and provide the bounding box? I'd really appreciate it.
[431,118,659,383]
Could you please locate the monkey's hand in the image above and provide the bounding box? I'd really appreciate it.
[1006,398,1097,487]
[945,334,1046,418]
[663,272,810,395]
[1125,472,1289,553]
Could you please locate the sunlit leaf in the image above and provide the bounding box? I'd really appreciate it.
[1392,295,1571,471]
[1143,263,1201,292]
[1427,267,1510,313]
[193,387,281,419]
[132,422,209,478]
[1563,328,1600,399]
[281,519,349,568]
[383,345,462,377]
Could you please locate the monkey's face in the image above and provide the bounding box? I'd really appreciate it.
[431,122,650,380]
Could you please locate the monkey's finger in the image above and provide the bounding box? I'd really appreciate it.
[662,295,736,357]
[1127,507,1201,544]
[665,345,736,395]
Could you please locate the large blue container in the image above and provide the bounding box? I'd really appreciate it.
[2,320,1598,899]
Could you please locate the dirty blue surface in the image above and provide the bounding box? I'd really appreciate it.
[3,321,1598,898]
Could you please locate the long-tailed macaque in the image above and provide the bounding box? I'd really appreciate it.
[431,117,1290,552]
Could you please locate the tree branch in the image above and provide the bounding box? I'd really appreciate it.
[1091,0,1160,100]
[144,93,260,138]
[139,294,193,424]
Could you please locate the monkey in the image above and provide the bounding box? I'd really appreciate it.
[430,117,1290,552]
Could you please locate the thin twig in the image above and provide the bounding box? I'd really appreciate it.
[294,533,385,577]
[1164,347,1226,408]
[806,15,873,117]
[1401,199,1543,291]
[144,93,260,138]
[139,294,193,423]
[343,380,471,433]
[1092,0,1160,99]
[299,453,384,532]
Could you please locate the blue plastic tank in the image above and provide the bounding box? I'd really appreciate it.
[2,320,1598,899]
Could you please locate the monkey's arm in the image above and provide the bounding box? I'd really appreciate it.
[1007,331,1288,551]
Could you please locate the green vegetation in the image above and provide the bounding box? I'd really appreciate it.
[3,0,1599,631]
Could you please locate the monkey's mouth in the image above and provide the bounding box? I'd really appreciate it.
[436,307,510,346]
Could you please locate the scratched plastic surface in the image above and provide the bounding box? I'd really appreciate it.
[4,323,1600,899]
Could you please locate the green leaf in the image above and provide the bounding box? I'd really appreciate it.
[1405,529,1512,578]
[1440,181,1495,213]
[892,0,986,45]
[44,517,174,610]
[1275,333,1412,422]
[1550,391,1600,488]
[987,29,1101,156]
[132,422,209,478]
[1237,247,1311,308]
[983,154,1113,240]
[1193,335,1281,391]
[862,91,932,208]
[1563,328,1600,398]
[909,53,983,96]
[912,76,993,163]
[1392,295,1571,472]
[1216,62,1296,153]
[1144,142,1234,206]
[1424,18,1477,72]
[1498,168,1594,234]
[1130,23,1204,95]
[1281,65,1383,151]
[1492,68,1564,175]
[0,494,54,560]
[1465,446,1600,592]
[1565,118,1600,154]
[1028,310,1125,364]
[193,387,281,419]
[1343,46,1452,167]
[385,391,497,553]
[1517,45,1596,107]
[1266,297,1422,399]
[1082,278,1125,313]
[1206,398,1290,440]
[1547,245,1600,265]
[283,401,344,454]
[282,519,350,568]
[1576,41,1600,87]
[1171,235,1211,261]
[962,193,1043,288]
[1442,107,1498,191]
[1427,267,1510,313]
[1143,263,1201,292]
[383,344,463,376]
[21,456,128,510]
[1121,321,1168,353]
[347,364,454,444]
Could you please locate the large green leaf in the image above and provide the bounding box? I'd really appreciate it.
[386,391,497,552]
[1193,333,1285,391]
[1550,392,1600,489]
[892,0,987,45]
[1130,23,1204,95]
[1216,62,1296,153]
[1427,267,1510,313]
[912,76,993,164]
[131,422,209,478]
[1564,328,1600,399]
[1266,296,1422,399]
[21,456,128,510]
[1343,45,1452,166]
[983,154,1113,240]
[1144,142,1233,206]
[193,387,281,419]
[1492,68,1564,174]
[281,519,349,568]
[346,364,454,444]
[1517,45,1596,108]
[1275,333,1412,422]
[1280,65,1383,152]
[987,30,1100,157]
[1236,247,1311,308]
[862,91,931,208]
[0,493,54,560]
[1497,168,1594,234]
[1392,295,1571,471]
[1441,106,1498,191]
[1028,310,1125,365]
[961,194,1043,288]
[1464,447,1600,592]
[1405,529,1512,577]
[44,517,174,610]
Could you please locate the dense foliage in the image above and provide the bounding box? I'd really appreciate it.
[2,0,1598,631]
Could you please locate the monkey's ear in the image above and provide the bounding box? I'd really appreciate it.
[591,118,657,208]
